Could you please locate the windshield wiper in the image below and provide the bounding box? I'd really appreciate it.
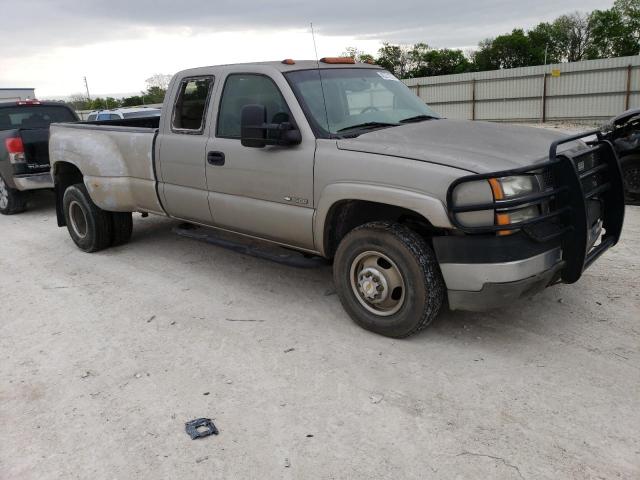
[337,122,400,133]
[399,115,439,124]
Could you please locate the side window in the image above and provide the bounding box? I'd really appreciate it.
[217,74,291,139]
[109,114,121,120]
[87,114,97,121]
[172,76,214,133]
[97,113,110,121]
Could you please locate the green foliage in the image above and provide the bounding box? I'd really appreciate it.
[472,29,537,70]
[376,43,413,78]
[59,74,170,112]
[587,0,640,59]
[341,1,640,79]
[408,43,472,77]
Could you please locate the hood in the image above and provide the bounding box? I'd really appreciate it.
[612,108,640,127]
[337,119,575,173]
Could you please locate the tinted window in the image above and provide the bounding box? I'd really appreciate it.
[172,77,213,132]
[0,105,77,130]
[217,74,291,138]
[122,109,161,119]
[97,113,111,121]
[87,114,97,121]
[109,114,121,120]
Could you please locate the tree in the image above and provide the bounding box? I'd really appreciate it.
[528,22,565,64]
[142,86,166,104]
[376,43,413,78]
[587,0,640,58]
[342,47,375,63]
[554,13,592,61]
[407,43,472,77]
[472,30,538,70]
[67,93,91,110]
[145,74,172,90]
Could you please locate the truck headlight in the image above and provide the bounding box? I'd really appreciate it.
[489,175,540,235]
[492,175,538,198]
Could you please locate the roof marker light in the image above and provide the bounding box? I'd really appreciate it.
[319,57,356,64]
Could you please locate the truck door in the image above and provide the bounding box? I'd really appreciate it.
[204,72,316,250]
[156,75,215,223]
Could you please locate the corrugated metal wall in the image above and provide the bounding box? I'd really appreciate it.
[0,88,36,102]
[403,56,640,122]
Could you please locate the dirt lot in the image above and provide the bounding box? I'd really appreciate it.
[1,192,639,480]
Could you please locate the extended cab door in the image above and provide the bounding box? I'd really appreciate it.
[204,68,316,250]
[156,75,216,223]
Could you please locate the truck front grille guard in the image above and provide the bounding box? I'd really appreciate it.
[446,130,626,283]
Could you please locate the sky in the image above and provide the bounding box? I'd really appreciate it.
[0,0,613,98]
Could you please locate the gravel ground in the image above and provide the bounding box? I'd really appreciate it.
[1,192,639,480]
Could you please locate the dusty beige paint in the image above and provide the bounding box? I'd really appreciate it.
[50,124,164,214]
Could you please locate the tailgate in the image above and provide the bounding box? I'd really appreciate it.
[19,128,51,171]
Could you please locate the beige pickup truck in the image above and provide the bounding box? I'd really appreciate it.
[49,58,626,337]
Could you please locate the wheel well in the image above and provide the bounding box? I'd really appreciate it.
[53,162,84,227]
[324,200,443,258]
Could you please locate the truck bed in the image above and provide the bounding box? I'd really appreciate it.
[49,120,164,215]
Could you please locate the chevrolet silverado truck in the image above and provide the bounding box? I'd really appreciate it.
[49,58,626,337]
[0,99,78,214]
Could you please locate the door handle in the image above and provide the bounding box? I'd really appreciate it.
[207,151,225,166]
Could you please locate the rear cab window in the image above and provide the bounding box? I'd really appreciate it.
[172,76,214,133]
[0,105,77,130]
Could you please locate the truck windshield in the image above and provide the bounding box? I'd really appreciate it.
[0,105,77,130]
[285,68,440,137]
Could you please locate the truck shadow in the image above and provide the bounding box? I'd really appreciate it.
[24,189,56,213]
[121,216,600,348]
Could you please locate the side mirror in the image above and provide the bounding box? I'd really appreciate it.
[240,104,301,148]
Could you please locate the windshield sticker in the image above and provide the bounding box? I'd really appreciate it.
[377,71,400,81]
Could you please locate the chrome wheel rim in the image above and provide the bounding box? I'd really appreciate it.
[68,201,88,239]
[0,176,8,210]
[349,250,406,316]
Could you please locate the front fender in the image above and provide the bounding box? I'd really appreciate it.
[313,182,452,255]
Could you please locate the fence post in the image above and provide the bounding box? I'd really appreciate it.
[541,73,548,123]
[626,64,632,111]
[416,84,421,99]
[471,79,476,121]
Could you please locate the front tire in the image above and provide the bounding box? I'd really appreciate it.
[0,174,27,215]
[333,221,445,338]
[63,183,112,252]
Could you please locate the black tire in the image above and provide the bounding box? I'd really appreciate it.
[62,183,112,252]
[0,174,27,215]
[110,212,133,247]
[333,221,445,338]
[621,155,640,205]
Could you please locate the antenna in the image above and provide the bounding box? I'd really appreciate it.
[311,23,331,134]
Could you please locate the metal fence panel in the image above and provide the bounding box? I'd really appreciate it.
[403,55,640,123]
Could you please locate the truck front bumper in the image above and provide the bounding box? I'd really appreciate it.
[438,130,626,311]
[445,257,564,311]
[434,234,565,311]
[13,172,54,191]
